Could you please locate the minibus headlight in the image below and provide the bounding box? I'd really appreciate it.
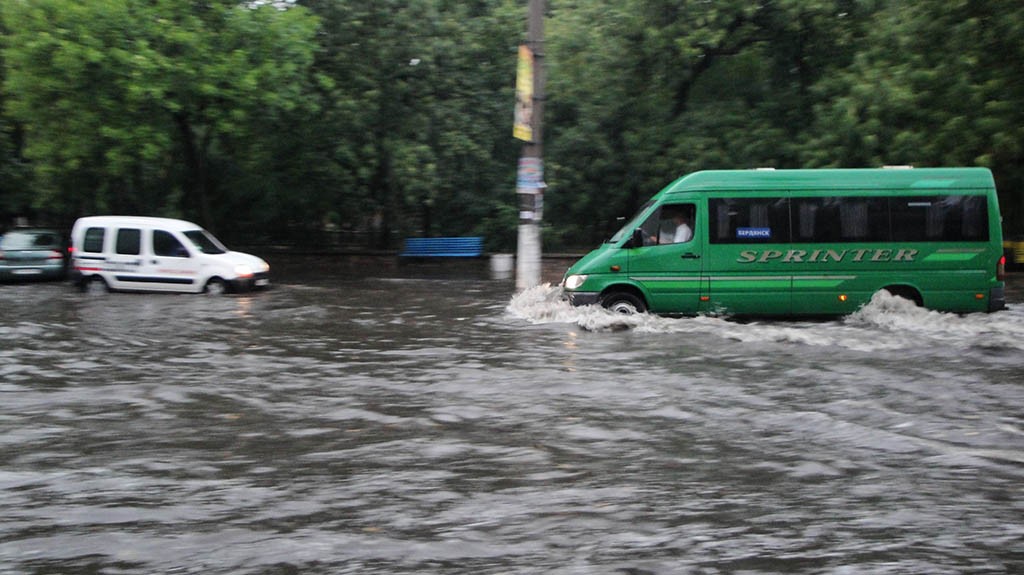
[563,274,588,290]
[234,264,254,278]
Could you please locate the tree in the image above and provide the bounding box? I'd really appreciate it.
[804,0,1024,230]
[4,0,1021,246]
[0,23,33,229]
[2,0,319,231]
[543,0,868,247]
[300,0,521,249]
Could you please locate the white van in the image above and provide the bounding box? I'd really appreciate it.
[70,216,270,294]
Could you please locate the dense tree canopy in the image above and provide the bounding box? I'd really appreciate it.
[1,0,1021,248]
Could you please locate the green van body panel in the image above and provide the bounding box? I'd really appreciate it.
[563,168,1006,316]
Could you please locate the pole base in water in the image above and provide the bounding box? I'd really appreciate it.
[516,223,541,291]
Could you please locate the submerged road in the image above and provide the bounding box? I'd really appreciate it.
[1,264,1022,574]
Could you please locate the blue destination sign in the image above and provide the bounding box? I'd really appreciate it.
[737,227,772,239]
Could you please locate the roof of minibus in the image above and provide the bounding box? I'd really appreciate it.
[661,167,995,195]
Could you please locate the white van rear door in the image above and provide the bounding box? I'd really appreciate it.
[105,228,145,289]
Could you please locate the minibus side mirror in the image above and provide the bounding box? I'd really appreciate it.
[625,228,644,249]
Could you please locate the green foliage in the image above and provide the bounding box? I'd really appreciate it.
[1,0,319,231]
[1,0,1023,243]
[804,0,1024,228]
[299,0,522,248]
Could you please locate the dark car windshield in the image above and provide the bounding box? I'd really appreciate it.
[0,231,61,250]
[182,230,228,255]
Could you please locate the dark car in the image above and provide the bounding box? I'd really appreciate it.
[1005,235,1024,271]
[0,229,67,282]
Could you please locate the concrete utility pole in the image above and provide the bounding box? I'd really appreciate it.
[515,0,545,290]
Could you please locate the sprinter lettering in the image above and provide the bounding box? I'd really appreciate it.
[780,249,848,263]
[894,248,919,261]
[738,250,758,263]
[736,248,918,263]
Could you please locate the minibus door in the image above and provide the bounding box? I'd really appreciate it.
[626,201,705,314]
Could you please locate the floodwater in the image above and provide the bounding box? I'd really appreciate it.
[2,258,1023,575]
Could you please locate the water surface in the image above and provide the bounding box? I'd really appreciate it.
[2,265,1022,574]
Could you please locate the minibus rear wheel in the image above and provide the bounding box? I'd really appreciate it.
[882,285,923,307]
[601,291,647,314]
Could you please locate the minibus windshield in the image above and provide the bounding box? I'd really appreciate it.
[607,200,655,243]
[183,230,228,255]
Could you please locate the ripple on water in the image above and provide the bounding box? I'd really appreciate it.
[1,281,1022,574]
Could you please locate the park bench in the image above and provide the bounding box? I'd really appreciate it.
[399,236,484,258]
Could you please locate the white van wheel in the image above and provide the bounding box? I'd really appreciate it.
[84,276,109,295]
[205,277,227,295]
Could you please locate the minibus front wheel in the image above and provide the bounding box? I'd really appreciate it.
[601,290,647,314]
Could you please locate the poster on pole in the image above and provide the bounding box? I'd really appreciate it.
[517,156,545,221]
[513,45,534,142]
[516,157,544,192]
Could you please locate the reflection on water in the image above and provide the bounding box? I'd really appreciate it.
[1,268,1022,575]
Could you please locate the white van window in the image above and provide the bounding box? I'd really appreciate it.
[153,230,189,258]
[116,229,142,255]
[183,230,227,255]
[83,228,105,253]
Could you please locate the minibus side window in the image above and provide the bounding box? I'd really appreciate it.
[83,228,105,253]
[791,197,889,242]
[116,229,142,255]
[637,203,696,246]
[891,195,989,242]
[153,230,190,258]
[959,196,987,240]
[638,210,661,246]
[709,198,790,244]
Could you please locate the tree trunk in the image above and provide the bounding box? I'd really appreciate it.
[174,112,212,228]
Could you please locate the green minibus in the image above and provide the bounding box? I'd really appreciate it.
[561,168,1007,316]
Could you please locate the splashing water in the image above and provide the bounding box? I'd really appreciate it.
[505,283,651,332]
[846,290,1024,349]
[507,284,1024,352]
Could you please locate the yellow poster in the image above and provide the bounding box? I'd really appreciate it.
[513,45,534,142]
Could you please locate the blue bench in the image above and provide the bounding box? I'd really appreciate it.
[400,236,484,257]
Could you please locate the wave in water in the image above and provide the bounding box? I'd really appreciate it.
[506,285,1024,352]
